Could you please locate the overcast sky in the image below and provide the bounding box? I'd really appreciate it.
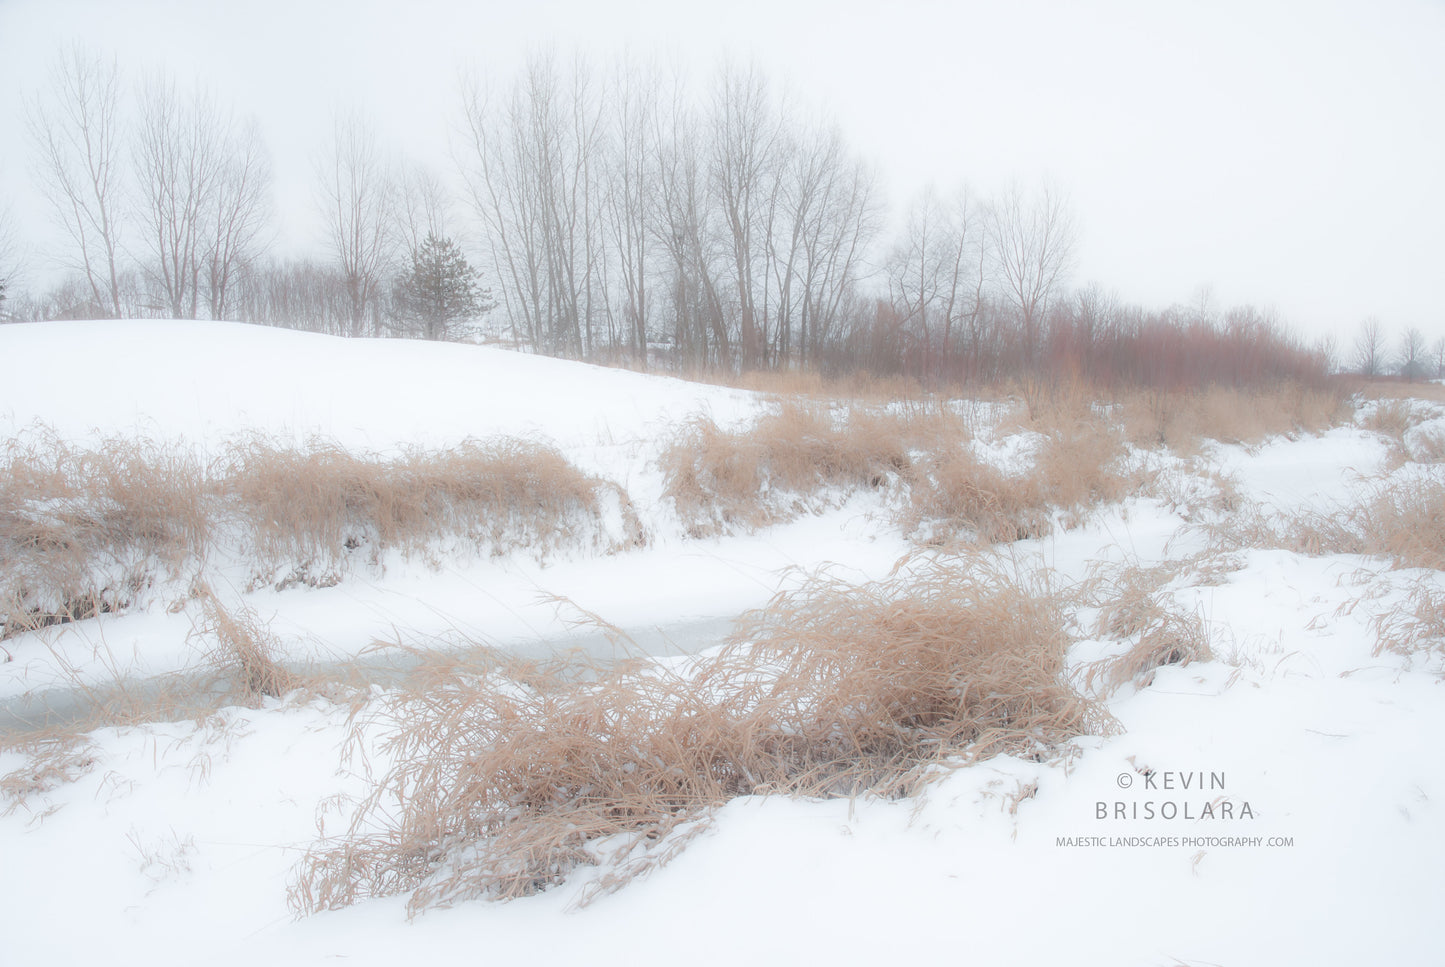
[2,0,1441,346]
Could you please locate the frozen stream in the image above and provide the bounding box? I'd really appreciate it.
[0,616,739,736]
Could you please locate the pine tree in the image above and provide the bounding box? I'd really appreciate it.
[393,233,493,340]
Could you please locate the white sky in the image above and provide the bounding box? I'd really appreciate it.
[1,0,1442,347]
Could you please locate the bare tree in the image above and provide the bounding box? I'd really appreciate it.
[232,256,350,335]
[780,123,879,369]
[460,53,604,358]
[1396,326,1428,380]
[1313,332,1338,377]
[986,180,1077,366]
[133,74,227,318]
[1432,337,1445,379]
[0,198,18,314]
[707,61,781,369]
[317,111,394,335]
[28,46,127,317]
[650,71,729,367]
[394,164,452,263]
[1353,316,1385,377]
[460,72,539,350]
[602,57,660,365]
[887,186,984,382]
[204,119,271,320]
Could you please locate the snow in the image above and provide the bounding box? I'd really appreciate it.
[0,320,758,454]
[2,320,1443,966]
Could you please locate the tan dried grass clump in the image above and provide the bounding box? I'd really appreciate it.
[1356,399,1445,464]
[659,404,961,536]
[1360,399,1417,443]
[907,447,1049,544]
[3,429,639,636]
[1331,479,1445,572]
[1082,559,1216,694]
[221,437,639,575]
[1373,580,1445,659]
[1086,605,1213,694]
[290,559,1104,915]
[0,734,98,816]
[908,414,1130,545]
[1011,374,1097,428]
[1120,383,1346,453]
[1,431,207,637]
[1409,427,1445,464]
[191,591,303,703]
[1034,419,1133,511]
[1207,478,1445,573]
[1353,380,1445,405]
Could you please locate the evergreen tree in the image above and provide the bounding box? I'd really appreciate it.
[393,233,493,340]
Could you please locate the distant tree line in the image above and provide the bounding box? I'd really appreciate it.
[4,46,1440,388]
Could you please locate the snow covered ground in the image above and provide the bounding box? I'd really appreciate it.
[2,320,1443,966]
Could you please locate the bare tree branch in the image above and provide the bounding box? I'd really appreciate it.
[28,46,127,317]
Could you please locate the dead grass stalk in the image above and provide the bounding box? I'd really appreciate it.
[2,429,639,636]
[658,404,962,536]
[289,558,1105,915]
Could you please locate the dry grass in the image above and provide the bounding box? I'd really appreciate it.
[1359,399,1417,442]
[1355,398,1445,464]
[1210,478,1445,573]
[1011,373,1098,428]
[1373,579,1445,659]
[658,403,965,536]
[661,391,1137,546]
[1327,479,1445,572]
[1410,427,1445,464]
[0,597,319,746]
[1086,557,1219,693]
[1120,383,1346,453]
[1350,379,1445,405]
[909,415,1131,545]
[191,590,304,704]
[289,558,1105,916]
[1088,609,1213,693]
[221,437,642,580]
[2,429,640,638]
[0,734,98,816]
[1034,419,1135,512]
[907,446,1050,544]
[0,431,208,637]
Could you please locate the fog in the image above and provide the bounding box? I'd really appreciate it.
[1,0,1441,343]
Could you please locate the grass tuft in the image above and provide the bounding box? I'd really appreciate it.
[908,414,1131,545]
[222,436,641,580]
[0,431,207,637]
[1081,558,1219,694]
[1373,579,1445,659]
[2,429,640,637]
[1211,478,1445,573]
[289,558,1104,915]
[1120,383,1346,453]
[658,404,953,536]
[191,591,302,703]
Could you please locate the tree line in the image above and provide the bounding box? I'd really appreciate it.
[2,46,1439,388]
